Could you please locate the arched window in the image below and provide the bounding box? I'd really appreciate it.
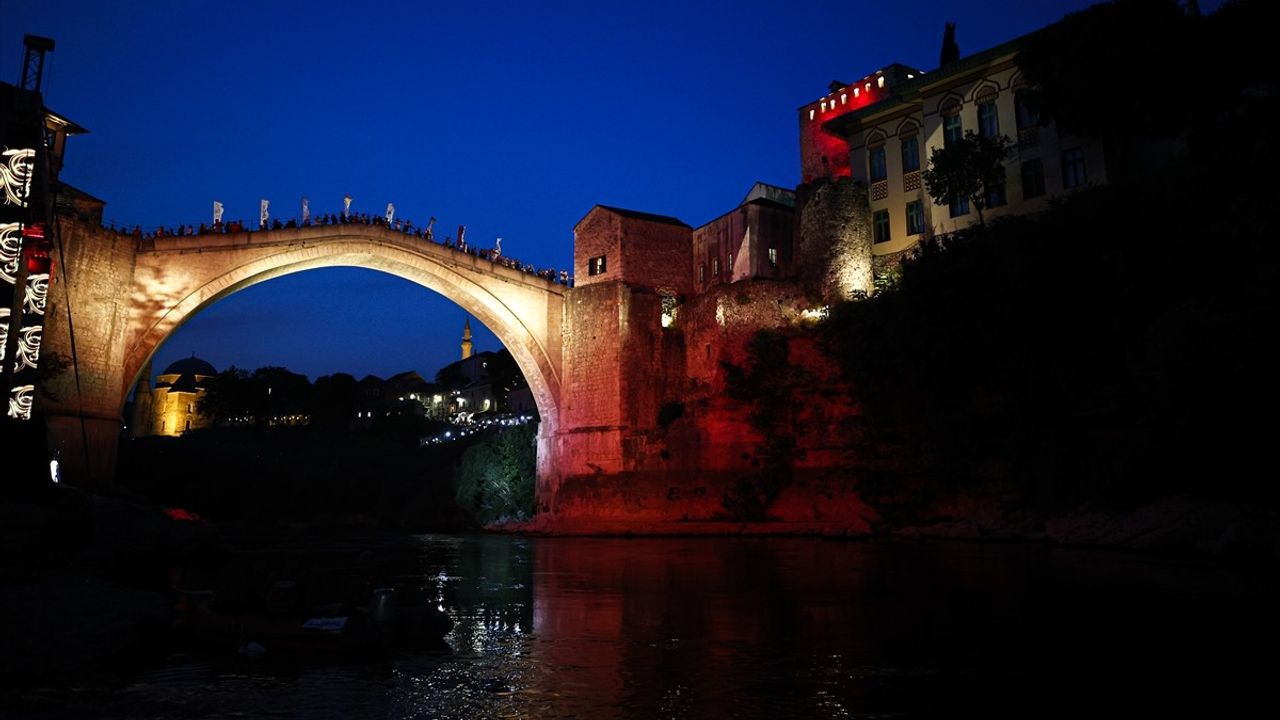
[940,100,963,146]
[975,87,999,138]
[899,124,920,172]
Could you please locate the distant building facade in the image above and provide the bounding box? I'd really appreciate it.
[802,33,1107,262]
[130,356,217,437]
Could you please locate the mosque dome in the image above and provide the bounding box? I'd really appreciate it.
[162,355,218,377]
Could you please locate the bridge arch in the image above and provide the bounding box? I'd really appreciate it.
[122,224,564,436]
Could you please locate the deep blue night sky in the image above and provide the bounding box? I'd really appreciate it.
[4,0,1155,381]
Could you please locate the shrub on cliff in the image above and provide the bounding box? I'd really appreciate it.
[824,156,1279,510]
[454,425,536,525]
[720,329,808,520]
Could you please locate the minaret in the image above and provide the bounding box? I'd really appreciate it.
[461,318,473,361]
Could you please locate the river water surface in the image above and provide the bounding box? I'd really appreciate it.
[25,535,1279,718]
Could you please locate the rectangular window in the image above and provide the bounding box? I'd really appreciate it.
[873,210,890,243]
[767,247,777,267]
[712,258,719,276]
[943,113,963,146]
[698,264,705,283]
[726,253,733,275]
[1021,159,1046,199]
[1061,148,1087,188]
[869,145,887,182]
[949,195,969,218]
[1015,90,1039,129]
[978,101,999,138]
[985,182,1007,208]
[588,255,607,275]
[905,201,924,236]
[900,135,920,172]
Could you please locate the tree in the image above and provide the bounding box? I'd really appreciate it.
[198,366,253,423]
[454,425,536,524]
[921,130,1012,229]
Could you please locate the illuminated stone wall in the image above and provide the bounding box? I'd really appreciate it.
[42,220,566,488]
[574,206,692,296]
[40,218,142,485]
[797,178,874,301]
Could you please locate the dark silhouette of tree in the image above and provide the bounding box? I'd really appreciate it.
[486,349,526,410]
[197,365,310,425]
[312,372,358,429]
[435,362,469,391]
[198,366,253,423]
[921,130,1012,228]
[939,22,960,66]
[252,366,311,419]
[1016,0,1196,182]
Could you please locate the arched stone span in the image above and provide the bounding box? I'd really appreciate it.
[123,226,563,432]
[41,221,565,488]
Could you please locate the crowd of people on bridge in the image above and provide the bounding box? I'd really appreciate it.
[103,210,574,287]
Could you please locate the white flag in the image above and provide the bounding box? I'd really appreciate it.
[213,201,224,224]
[386,203,395,224]
[343,195,352,218]
[260,199,269,228]
[301,197,309,223]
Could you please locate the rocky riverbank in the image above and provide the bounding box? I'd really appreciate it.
[0,487,221,688]
[498,493,1280,559]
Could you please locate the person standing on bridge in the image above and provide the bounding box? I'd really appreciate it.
[457,225,467,251]
[425,217,436,242]
[494,237,502,258]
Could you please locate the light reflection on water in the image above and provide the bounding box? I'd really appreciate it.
[43,535,1280,719]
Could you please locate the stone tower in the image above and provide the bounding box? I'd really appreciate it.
[461,318,473,361]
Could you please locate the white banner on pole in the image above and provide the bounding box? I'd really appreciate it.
[301,197,309,224]
[386,203,395,224]
[260,199,269,228]
[213,201,224,225]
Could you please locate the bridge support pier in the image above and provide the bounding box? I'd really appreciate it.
[45,411,120,490]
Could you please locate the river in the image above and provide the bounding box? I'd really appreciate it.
[18,534,1278,718]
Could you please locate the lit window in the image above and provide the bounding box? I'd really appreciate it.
[588,255,607,275]
[900,133,920,172]
[950,195,969,218]
[1021,159,1046,199]
[905,201,924,236]
[873,210,890,243]
[821,101,827,112]
[869,145,887,182]
[712,258,719,276]
[978,100,999,138]
[840,93,847,104]
[1061,148,1087,188]
[768,247,777,267]
[809,109,815,120]
[726,253,733,274]
[877,75,885,88]
[853,88,860,98]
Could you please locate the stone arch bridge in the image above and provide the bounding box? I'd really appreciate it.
[41,221,565,489]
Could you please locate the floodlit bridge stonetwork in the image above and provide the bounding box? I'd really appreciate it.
[41,221,565,490]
